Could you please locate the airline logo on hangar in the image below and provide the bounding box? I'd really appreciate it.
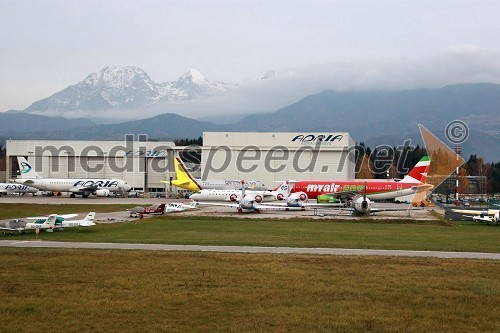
[291,134,344,145]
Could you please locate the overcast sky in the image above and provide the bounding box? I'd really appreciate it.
[1,0,500,115]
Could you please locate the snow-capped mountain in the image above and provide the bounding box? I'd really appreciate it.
[24,66,238,112]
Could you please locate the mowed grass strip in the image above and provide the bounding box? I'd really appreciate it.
[5,215,500,253]
[0,248,498,332]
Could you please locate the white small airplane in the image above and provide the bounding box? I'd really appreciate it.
[0,214,58,233]
[164,202,198,213]
[14,157,132,198]
[53,212,96,230]
[0,183,38,196]
[453,209,500,225]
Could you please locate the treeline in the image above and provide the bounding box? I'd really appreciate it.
[354,142,428,179]
[463,155,500,194]
[354,142,500,194]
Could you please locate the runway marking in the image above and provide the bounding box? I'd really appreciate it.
[0,240,499,260]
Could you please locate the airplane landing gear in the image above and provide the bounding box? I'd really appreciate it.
[70,194,76,198]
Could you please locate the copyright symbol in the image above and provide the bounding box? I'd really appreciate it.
[445,120,469,144]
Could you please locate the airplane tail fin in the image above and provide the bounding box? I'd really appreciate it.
[402,156,431,183]
[272,180,295,200]
[17,157,42,179]
[46,214,57,231]
[171,157,202,192]
[82,212,96,226]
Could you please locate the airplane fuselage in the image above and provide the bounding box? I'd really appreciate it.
[190,189,267,202]
[292,180,420,200]
[0,183,38,194]
[15,178,130,193]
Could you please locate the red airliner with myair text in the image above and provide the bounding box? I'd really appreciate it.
[288,156,432,200]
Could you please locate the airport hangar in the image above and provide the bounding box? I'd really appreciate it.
[5,132,355,194]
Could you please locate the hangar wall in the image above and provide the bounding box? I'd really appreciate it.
[6,139,179,192]
[201,132,356,189]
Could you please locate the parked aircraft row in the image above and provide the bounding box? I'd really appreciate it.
[0,212,96,234]
[175,156,432,216]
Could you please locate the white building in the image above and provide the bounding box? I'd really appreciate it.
[201,132,356,188]
[6,139,181,193]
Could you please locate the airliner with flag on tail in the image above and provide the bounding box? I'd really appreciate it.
[288,156,432,201]
[163,157,268,192]
[14,157,131,198]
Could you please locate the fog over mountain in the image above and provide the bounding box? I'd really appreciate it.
[15,49,500,123]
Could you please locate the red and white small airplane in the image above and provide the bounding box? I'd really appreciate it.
[127,203,166,217]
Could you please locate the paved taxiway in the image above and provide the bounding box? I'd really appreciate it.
[0,195,436,220]
[1,240,499,260]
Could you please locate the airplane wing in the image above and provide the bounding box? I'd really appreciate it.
[453,209,498,216]
[69,184,98,196]
[253,204,306,211]
[0,226,19,232]
[28,214,78,220]
[16,179,35,184]
[196,202,241,208]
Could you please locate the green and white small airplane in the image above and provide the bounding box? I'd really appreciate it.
[0,212,96,233]
[0,214,58,233]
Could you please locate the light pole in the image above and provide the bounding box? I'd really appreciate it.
[102,152,107,178]
[65,151,70,178]
[455,145,462,206]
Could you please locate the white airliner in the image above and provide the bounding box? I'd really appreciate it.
[195,181,275,213]
[189,188,272,202]
[0,183,38,196]
[14,157,131,198]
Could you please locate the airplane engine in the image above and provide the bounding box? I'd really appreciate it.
[229,194,238,202]
[96,189,110,197]
[254,195,263,203]
[276,193,285,201]
[353,196,371,215]
[298,193,307,201]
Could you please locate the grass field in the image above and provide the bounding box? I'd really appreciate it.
[1,204,500,332]
[1,248,499,332]
[3,213,500,253]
